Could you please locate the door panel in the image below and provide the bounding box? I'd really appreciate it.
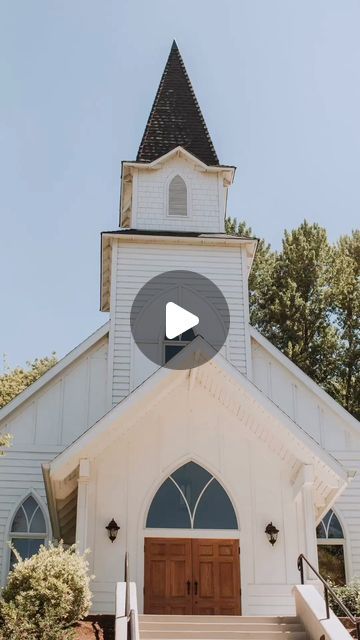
[192,539,241,615]
[144,538,193,614]
[144,538,241,615]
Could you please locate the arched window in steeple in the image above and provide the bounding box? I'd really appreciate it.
[168,175,187,217]
[9,495,47,569]
[316,509,346,585]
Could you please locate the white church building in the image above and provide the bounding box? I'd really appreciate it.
[0,42,359,623]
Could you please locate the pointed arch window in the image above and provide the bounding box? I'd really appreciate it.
[164,328,196,364]
[9,495,47,569]
[146,462,238,529]
[316,509,346,585]
[168,175,187,217]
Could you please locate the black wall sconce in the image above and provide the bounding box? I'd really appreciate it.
[265,522,279,546]
[106,518,120,542]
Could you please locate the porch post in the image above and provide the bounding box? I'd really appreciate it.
[76,458,90,554]
[301,470,318,571]
[293,465,319,579]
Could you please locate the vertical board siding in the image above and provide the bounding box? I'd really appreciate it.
[251,338,351,451]
[1,339,108,447]
[111,242,246,405]
[252,336,360,580]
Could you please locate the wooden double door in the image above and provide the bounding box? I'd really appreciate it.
[144,538,241,615]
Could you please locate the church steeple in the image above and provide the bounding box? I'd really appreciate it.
[136,41,219,166]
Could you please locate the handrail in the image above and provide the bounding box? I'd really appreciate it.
[124,551,136,640]
[129,609,136,640]
[297,553,360,639]
[125,551,130,618]
[115,553,136,640]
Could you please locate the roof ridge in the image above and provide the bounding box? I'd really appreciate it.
[136,42,219,165]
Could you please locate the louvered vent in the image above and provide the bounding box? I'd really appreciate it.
[169,175,187,216]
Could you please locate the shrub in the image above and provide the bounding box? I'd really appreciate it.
[0,542,92,640]
[329,581,360,618]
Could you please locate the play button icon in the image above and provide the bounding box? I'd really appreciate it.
[165,302,199,340]
[130,270,230,370]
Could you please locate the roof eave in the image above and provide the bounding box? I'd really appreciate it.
[123,147,236,177]
[100,232,257,312]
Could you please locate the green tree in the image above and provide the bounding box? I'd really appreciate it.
[263,221,340,387]
[226,218,345,400]
[225,217,277,328]
[0,355,57,410]
[331,230,360,418]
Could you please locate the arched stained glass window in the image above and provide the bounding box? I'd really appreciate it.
[316,510,344,539]
[9,495,47,569]
[169,175,187,217]
[164,328,196,364]
[316,509,346,585]
[146,462,238,529]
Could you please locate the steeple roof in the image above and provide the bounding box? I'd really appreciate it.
[136,41,219,166]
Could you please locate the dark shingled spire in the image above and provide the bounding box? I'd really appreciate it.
[137,41,219,166]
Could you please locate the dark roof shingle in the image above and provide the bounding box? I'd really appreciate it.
[136,41,219,166]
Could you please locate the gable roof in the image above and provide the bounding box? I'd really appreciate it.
[45,336,349,539]
[136,41,219,166]
[0,323,109,425]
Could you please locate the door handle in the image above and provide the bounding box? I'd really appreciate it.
[194,581,198,595]
[186,580,191,595]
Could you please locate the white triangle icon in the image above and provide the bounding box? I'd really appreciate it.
[165,302,199,340]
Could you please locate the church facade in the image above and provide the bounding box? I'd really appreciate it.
[0,42,359,617]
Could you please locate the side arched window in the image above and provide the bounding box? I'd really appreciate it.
[9,495,47,569]
[316,509,346,585]
[168,175,187,217]
[146,461,238,529]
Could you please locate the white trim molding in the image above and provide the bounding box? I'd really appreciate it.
[76,458,91,554]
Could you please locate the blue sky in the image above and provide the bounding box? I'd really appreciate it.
[0,0,359,367]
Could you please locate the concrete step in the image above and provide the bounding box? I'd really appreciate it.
[138,615,308,640]
[139,631,307,640]
[139,616,300,624]
[140,624,304,633]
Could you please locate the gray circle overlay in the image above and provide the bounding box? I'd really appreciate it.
[130,270,230,370]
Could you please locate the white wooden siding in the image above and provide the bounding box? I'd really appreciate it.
[0,447,61,585]
[134,156,225,232]
[1,338,108,448]
[251,334,360,579]
[85,380,307,615]
[0,336,109,584]
[111,241,247,405]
